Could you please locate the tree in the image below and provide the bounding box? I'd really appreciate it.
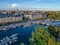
[29,26,60,45]
[29,27,50,45]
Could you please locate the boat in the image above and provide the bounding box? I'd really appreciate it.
[0,34,19,45]
[10,34,19,38]
[2,28,7,31]
[24,24,31,27]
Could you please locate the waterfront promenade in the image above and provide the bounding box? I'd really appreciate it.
[0,20,55,31]
[0,20,42,29]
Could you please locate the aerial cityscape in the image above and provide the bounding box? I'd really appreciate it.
[0,0,60,45]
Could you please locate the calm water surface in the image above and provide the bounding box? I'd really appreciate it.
[0,21,60,45]
[0,24,38,45]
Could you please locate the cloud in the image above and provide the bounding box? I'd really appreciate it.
[11,3,19,8]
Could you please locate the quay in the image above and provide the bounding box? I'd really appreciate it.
[0,20,53,31]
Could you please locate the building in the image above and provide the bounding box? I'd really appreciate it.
[25,13,46,20]
[0,16,22,23]
[0,9,22,23]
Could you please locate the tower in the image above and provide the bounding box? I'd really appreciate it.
[16,8,19,15]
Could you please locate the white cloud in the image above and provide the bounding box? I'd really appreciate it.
[11,3,19,8]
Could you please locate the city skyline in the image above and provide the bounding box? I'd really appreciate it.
[0,0,60,11]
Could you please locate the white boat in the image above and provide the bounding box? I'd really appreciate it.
[0,34,19,45]
[10,34,19,37]
[2,28,7,31]
[24,24,31,27]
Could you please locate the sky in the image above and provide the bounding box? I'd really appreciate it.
[0,0,60,10]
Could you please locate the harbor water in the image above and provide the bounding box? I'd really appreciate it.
[0,24,38,45]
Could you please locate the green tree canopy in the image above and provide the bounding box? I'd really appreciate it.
[29,26,60,45]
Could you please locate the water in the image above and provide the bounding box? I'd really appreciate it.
[0,24,38,45]
[0,19,60,45]
[51,21,60,26]
[0,14,60,44]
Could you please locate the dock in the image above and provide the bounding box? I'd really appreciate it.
[0,20,53,31]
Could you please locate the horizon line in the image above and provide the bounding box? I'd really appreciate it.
[0,8,60,11]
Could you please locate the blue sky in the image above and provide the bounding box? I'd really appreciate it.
[0,0,60,10]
